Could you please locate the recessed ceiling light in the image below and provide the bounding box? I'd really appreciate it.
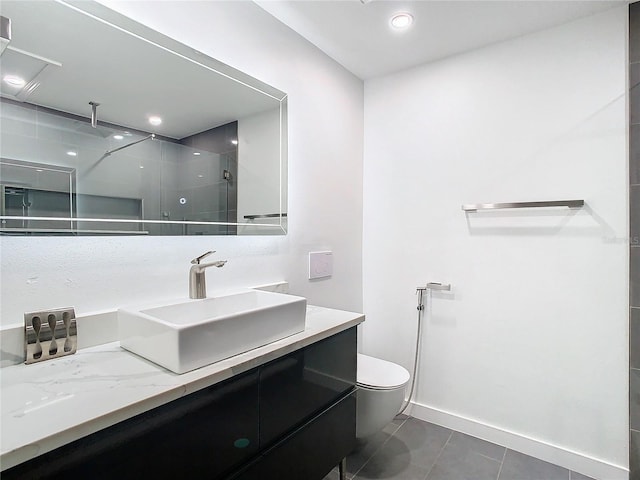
[3,75,25,88]
[139,165,144,169]
[113,135,124,140]
[193,152,201,156]
[148,116,162,126]
[197,174,204,178]
[36,169,44,172]
[390,12,413,29]
[66,151,77,157]
[231,139,238,145]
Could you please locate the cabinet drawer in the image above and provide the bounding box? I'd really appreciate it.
[231,390,356,480]
[259,327,357,447]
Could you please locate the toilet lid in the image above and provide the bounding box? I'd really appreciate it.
[357,353,410,390]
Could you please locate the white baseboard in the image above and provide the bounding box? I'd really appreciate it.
[407,401,628,480]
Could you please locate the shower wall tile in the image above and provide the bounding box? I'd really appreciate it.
[632,64,640,125]
[632,430,640,480]
[0,99,37,122]
[60,127,109,151]
[633,6,640,479]
[633,186,640,245]
[0,103,37,138]
[632,2,640,63]
[634,310,640,370]
[633,369,640,431]
[36,111,66,144]
[0,133,52,164]
[631,248,640,307]
[633,125,640,186]
[1,99,36,123]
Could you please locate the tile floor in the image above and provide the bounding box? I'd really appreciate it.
[323,416,595,480]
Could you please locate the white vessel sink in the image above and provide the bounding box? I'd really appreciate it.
[118,290,306,374]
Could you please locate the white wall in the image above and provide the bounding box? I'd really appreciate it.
[362,7,628,479]
[0,1,364,326]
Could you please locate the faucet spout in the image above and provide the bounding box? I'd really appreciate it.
[189,252,227,299]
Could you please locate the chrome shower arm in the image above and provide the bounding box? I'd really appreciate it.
[103,134,155,157]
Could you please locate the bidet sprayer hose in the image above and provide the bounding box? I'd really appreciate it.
[397,287,427,416]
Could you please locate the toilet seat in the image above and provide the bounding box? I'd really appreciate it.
[357,353,410,391]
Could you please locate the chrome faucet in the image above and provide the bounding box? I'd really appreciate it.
[189,251,227,299]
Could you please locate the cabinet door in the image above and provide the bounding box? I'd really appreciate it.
[259,327,357,447]
[232,391,357,480]
[3,370,260,480]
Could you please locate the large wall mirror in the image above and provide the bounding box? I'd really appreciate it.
[0,0,287,236]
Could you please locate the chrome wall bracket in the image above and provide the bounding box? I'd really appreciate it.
[461,199,584,212]
[426,282,451,291]
[416,282,452,292]
[24,307,77,364]
[416,283,451,310]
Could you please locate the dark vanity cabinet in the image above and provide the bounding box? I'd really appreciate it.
[3,370,261,480]
[231,393,356,480]
[260,325,357,447]
[2,327,357,480]
[233,326,357,480]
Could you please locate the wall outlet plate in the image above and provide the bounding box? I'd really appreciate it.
[309,251,333,279]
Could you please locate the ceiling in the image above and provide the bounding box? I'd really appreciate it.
[255,0,628,80]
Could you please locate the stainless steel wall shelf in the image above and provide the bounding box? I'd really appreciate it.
[461,200,584,212]
[416,282,451,292]
[243,213,288,220]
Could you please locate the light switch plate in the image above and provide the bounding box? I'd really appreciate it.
[309,251,333,279]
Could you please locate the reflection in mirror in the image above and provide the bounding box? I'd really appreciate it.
[0,0,287,235]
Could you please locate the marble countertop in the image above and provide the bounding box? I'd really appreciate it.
[0,305,364,471]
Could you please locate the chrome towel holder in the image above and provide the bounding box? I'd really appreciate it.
[461,199,584,212]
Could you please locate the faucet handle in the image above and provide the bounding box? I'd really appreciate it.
[191,250,215,265]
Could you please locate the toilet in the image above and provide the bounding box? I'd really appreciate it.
[356,353,411,439]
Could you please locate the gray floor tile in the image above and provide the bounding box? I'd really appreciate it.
[352,419,451,480]
[446,431,506,462]
[498,450,570,480]
[356,435,413,474]
[569,471,595,480]
[425,432,504,480]
[394,413,411,422]
[384,417,406,436]
[426,460,500,480]
[390,418,453,469]
[347,430,396,477]
[354,441,431,480]
[335,417,581,480]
